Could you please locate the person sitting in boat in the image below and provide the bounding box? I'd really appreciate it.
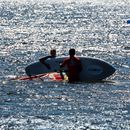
[60,48,82,83]
[39,49,56,69]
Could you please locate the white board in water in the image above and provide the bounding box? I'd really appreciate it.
[25,56,116,81]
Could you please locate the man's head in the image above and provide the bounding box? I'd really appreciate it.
[50,49,56,56]
[69,48,75,56]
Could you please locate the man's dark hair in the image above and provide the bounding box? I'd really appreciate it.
[69,48,75,55]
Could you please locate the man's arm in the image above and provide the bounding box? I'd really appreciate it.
[39,56,51,69]
[39,56,51,63]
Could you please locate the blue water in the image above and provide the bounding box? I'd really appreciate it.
[0,0,130,129]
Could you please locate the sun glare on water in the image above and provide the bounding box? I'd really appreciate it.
[2,0,130,5]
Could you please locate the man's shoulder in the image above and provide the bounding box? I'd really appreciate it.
[64,57,80,61]
[64,57,70,61]
[74,57,80,61]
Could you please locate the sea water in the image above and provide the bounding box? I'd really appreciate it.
[0,0,130,129]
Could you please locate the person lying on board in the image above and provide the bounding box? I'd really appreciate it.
[39,49,56,69]
[60,48,82,83]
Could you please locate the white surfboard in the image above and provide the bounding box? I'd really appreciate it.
[25,56,116,81]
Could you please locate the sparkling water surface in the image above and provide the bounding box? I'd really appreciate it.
[0,0,130,129]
